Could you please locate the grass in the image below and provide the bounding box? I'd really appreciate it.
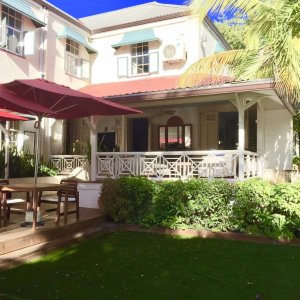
[1,232,300,300]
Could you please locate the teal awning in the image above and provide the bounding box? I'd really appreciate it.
[58,26,97,54]
[112,28,160,49]
[0,0,45,28]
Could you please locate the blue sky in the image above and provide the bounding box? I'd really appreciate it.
[47,0,189,18]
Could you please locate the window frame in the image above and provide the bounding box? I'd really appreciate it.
[131,42,150,75]
[158,124,192,151]
[65,38,90,80]
[0,5,24,56]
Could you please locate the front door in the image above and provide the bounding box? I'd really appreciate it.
[129,118,148,151]
[200,112,218,150]
[219,112,238,150]
[200,112,238,150]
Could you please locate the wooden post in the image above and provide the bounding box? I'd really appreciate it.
[85,116,101,181]
[232,94,259,180]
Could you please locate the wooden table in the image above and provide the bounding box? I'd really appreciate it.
[0,183,68,231]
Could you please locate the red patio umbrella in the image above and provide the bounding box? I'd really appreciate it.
[0,110,28,121]
[3,78,141,119]
[0,85,56,116]
[2,78,142,183]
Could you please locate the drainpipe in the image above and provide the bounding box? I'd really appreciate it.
[39,7,47,78]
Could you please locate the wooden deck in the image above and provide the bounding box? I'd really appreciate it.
[0,204,109,270]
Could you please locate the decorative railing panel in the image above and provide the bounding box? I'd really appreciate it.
[49,155,88,174]
[95,150,249,180]
[244,151,259,178]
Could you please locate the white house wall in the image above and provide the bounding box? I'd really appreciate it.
[44,11,92,89]
[91,15,222,84]
[262,109,293,171]
[0,4,43,82]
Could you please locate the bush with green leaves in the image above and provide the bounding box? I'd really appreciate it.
[0,147,59,178]
[102,176,155,223]
[149,179,233,231]
[232,179,300,239]
[101,176,300,240]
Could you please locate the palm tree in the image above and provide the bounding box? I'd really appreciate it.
[181,0,300,104]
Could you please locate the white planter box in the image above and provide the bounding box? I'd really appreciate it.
[78,182,102,209]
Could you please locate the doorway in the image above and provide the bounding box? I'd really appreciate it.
[219,112,238,150]
[128,118,148,151]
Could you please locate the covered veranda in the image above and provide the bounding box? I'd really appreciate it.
[74,78,293,181]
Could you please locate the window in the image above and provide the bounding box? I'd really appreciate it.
[0,5,23,55]
[131,42,149,75]
[117,43,159,77]
[159,116,192,151]
[65,38,90,80]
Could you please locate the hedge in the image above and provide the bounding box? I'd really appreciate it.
[101,177,300,240]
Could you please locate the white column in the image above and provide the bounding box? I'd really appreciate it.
[121,115,126,151]
[232,94,245,180]
[232,94,259,180]
[90,130,97,181]
[85,116,101,181]
[257,101,265,177]
[237,106,245,180]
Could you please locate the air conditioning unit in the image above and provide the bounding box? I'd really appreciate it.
[162,39,186,63]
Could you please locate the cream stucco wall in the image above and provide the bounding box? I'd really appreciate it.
[90,15,223,84]
[262,109,293,171]
[44,11,92,89]
[0,4,43,83]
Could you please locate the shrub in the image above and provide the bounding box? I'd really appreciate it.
[273,183,300,235]
[101,176,300,240]
[102,176,155,224]
[232,179,300,239]
[0,147,59,178]
[148,179,233,231]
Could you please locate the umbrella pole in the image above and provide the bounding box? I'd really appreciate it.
[4,121,10,179]
[34,116,42,185]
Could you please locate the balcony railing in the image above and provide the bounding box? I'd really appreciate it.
[95,150,260,180]
[49,155,88,174]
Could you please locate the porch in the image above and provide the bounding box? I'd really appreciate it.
[46,79,293,182]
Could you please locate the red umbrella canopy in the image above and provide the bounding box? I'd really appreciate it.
[0,109,28,121]
[0,85,56,116]
[3,79,142,119]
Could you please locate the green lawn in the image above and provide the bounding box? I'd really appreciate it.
[1,232,300,300]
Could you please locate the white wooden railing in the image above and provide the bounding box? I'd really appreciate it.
[49,151,260,180]
[49,155,89,174]
[95,150,259,180]
[244,151,259,178]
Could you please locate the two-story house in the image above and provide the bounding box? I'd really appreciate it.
[0,1,296,182]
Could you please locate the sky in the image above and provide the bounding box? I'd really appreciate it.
[46,0,189,19]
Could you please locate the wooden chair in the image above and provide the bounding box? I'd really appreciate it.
[0,179,30,225]
[38,179,79,222]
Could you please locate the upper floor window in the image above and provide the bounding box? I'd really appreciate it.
[117,42,159,78]
[0,5,23,55]
[131,42,149,75]
[66,38,79,56]
[65,38,90,80]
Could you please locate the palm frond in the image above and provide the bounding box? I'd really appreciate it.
[183,0,300,104]
[180,50,245,87]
